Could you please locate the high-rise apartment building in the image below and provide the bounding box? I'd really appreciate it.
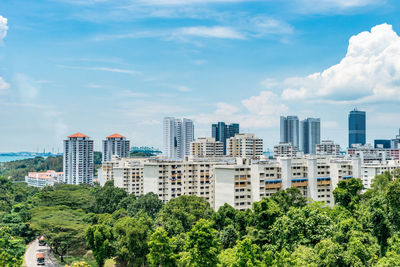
[280,116,299,148]
[63,133,94,184]
[212,122,239,154]
[163,117,194,159]
[190,137,224,157]
[349,108,366,148]
[102,133,130,162]
[274,142,299,158]
[300,118,321,154]
[316,140,340,156]
[227,133,263,158]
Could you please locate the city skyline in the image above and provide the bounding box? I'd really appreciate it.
[1,1,400,151]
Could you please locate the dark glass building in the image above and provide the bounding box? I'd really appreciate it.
[374,139,391,149]
[348,108,366,148]
[212,122,239,154]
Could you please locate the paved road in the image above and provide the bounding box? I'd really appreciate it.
[24,239,61,267]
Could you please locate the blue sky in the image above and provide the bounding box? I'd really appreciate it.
[1,0,400,152]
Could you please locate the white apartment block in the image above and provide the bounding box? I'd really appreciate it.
[63,133,94,184]
[227,133,263,158]
[316,140,341,156]
[99,156,146,196]
[25,170,63,188]
[190,137,224,157]
[163,117,194,159]
[102,133,130,162]
[274,142,299,158]
[348,144,400,163]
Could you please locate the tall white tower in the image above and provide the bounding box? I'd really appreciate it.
[63,133,94,184]
[163,117,194,159]
[102,133,130,162]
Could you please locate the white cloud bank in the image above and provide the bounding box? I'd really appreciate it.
[281,23,400,103]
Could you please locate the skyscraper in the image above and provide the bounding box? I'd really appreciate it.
[211,122,239,154]
[280,116,299,148]
[63,133,94,184]
[348,108,366,148]
[300,118,321,154]
[102,133,130,162]
[163,117,194,159]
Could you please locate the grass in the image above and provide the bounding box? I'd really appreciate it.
[55,254,116,267]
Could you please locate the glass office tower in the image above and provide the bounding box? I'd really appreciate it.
[348,108,366,148]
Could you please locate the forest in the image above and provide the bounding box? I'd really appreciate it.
[1,169,400,266]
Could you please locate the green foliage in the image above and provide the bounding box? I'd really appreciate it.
[333,178,363,210]
[126,192,163,219]
[30,206,88,261]
[231,238,262,267]
[93,180,128,214]
[0,156,63,181]
[86,224,115,267]
[219,224,239,249]
[183,219,220,267]
[156,195,213,235]
[0,226,25,266]
[270,187,307,213]
[147,227,176,267]
[114,214,152,266]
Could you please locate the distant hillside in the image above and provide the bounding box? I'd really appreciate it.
[0,156,63,181]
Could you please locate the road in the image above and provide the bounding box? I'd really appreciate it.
[23,239,61,267]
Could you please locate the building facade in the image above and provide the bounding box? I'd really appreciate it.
[274,142,299,158]
[300,118,321,154]
[163,117,194,159]
[25,170,63,188]
[63,133,94,184]
[316,140,341,156]
[102,133,130,162]
[349,108,366,148]
[226,133,263,158]
[280,116,299,148]
[190,137,224,157]
[212,122,240,154]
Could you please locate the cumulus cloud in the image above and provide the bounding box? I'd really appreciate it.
[281,23,400,103]
[194,92,288,128]
[0,77,10,92]
[0,15,8,42]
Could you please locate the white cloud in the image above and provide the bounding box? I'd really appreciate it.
[176,26,245,39]
[195,92,288,129]
[248,16,294,36]
[294,0,383,13]
[176,85,192,92]
[57,65,141,75]
[0,15,8,43]
[281,23,400,103]
[0,77,10,92]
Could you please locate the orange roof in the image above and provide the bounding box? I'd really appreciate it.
[107,133,125,138]
[68,132,89,138]
[37,252,44,258]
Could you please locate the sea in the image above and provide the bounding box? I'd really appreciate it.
[0,155,36,163]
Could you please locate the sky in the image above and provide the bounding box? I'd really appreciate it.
[0,0,400,152]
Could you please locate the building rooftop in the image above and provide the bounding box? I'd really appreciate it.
[68,132,89,138]
[107,133,125,138]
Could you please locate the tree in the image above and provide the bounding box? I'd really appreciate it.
[232,238,262,267]
[377,235,400,266]
[219,224,239,249]
[333,178,363,210]
[184,219,220,267]
[86,224,115,267]
[30,206,88,262]
[156,195,213,235]
[270,187,307,213]
[93,180,128,214]
[314,239,345,267]
[114,214,152,266]
[0,226,25,266]
[385,179,400,231]
[127,192,163,219]
[147,227,175,267]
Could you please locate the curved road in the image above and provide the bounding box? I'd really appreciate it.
[23,239,61,267]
